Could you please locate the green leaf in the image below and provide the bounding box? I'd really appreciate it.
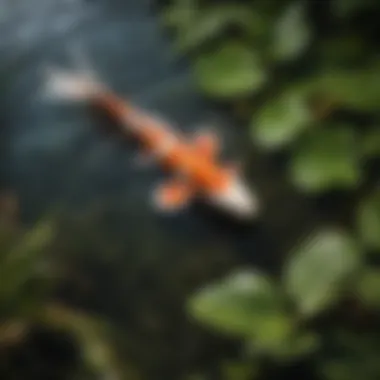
[173,5,258,52]
[194,42,267,98]
[272,2,311,62]
[188,270,293,345]
[161,0,198,29]
[12,221,55,258]
[289,126,361,192]
[357,190,380,251]
[0,220,55,298]
[309,65,380,112]
[0,220,56,319]
[279,332,320,358]
[174,10,230,52]
[356,269,380,308]
[284,229,361,317]
[252,89,312,149]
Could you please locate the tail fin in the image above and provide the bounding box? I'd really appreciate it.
[43,66,104,102]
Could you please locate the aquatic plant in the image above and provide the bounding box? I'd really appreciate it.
[161,0,380,378]
[1,0,379,378]
[0,194,126,380]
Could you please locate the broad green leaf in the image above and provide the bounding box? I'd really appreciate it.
[188,270,293,345]
[161,0,198,28]
[308,65,380,112]
[174,9,232,52]
[357,191,380,250]
[289,126,361,192]
[11,220,55,259]
[0,220,55,299]
[360,129,380,158]
[355,269,380,308]
[173,5,261,52]
[272,2,311,62]
[194,42,267,98]
[252,90,312,149]
[284,229,361,317]
[277,332,320,359]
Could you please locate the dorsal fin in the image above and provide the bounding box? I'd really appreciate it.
[192,130,220,159]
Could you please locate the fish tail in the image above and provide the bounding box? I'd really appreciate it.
[42,66,105,102]
[41,42,107,102]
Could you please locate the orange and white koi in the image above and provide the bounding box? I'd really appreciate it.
[43,68,260,219]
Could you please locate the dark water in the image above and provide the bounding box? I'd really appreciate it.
[0,0,289,268]
[0,1,327,378]
[1,0,209,213]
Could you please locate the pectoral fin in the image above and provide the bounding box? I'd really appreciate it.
[152,179,194,212]
[193,130,220,158]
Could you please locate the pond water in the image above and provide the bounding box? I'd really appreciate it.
[1,0,299,267]
[0,1,328,378]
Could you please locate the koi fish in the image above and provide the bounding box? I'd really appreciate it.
[43,68,260,219]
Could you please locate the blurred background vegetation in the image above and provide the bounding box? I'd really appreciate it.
[1,0,380,379]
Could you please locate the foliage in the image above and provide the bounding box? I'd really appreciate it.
[11,202,240,380]
[161,0,380,195]
[270,2,311,62]
[0,194,55,321]
[289,126,362,192]
[0,195,126,380]
[161,0,380,379]
[188,270,294,349]
[194,41,267,98]
[1,0,380,379]
[284,229,361,316]
[252,85,313,149]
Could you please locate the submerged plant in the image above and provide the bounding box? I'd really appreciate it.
[0,194,127,380]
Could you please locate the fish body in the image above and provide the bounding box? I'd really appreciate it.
[44,69,260,219]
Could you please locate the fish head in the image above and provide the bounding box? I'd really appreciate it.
[207,174,260,220]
